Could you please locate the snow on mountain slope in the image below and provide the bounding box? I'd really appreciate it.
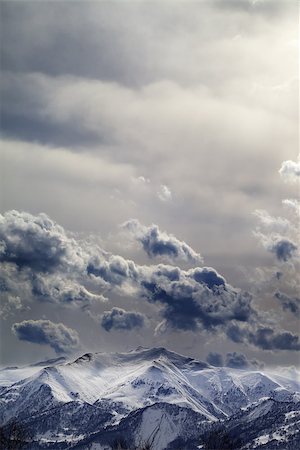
[0,357,67,387]
[1,347,299,449]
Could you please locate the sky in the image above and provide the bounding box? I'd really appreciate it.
[0,0,299,369]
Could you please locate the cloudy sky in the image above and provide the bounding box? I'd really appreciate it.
[0,0,299,369]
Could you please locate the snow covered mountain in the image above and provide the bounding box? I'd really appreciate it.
[0,347,299,449]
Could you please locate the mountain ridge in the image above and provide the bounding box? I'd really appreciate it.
[1,347,299,449]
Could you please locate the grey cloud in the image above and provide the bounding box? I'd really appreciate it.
[274,291,300,318]
[224,352,263,369]
[206,351,262,369]
[80,238,254,335]
[0,263,31,319]
[101,307,145,332]
[0,211,105,313]
[0,210,86,273]
[123,219,203,264]
[206,352,223,367]
[189,267,226,288]
[88,253,253,333]
[87,254,139,286]
[226,323,300,352]
[254,209,298,263]
[31,274,106,306]
[138,266,253,332]
[2,210,299,354]
[12,320,80,354]
[249,328,300,351]
[2,1,293,88]
[225,351,249,369]
[271,239,297,262]
[0,0,298,368]
[226,323,246,344]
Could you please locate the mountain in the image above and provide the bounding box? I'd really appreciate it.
[0,347,299,449]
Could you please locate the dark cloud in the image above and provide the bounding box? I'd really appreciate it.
[225,352,263,369]
[2,210,299,355]
[274,291,300,318]
[189,267,225,289]
[226,323,246,344]
[87,254,139,286]
[0,211,105,311]
[62,229,254,335]
[206,352,223,367]
[271,239,297,262]
[226,323,300,352]
[123,219,203,264]
[206,351,262,369]
[0,210,85,273]
[139,265,253,332]
[249,328,300,351]
[12,319,80,354]
[225,351,249,369]
[101,307,145,332]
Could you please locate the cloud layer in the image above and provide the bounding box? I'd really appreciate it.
[2,210,299,354]
[0,0,298,366]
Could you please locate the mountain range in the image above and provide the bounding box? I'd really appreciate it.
[0,347,299,449]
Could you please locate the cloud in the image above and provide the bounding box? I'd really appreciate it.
[0,1,298,367]
[254,209,298,264]
[0,210,86,273]
[0,211,106,314]
[225,351,249,369]
[87,254,139,287]
[270,239,297,262]
[190,267,226,288]
[226,323,300,351]
[249,328,300,351]
[31,274,106,305]
[101,307,145,332]
[138,265,253,332]
[253,209,291,234]
[86,243,256,336]
[206,351,263,369]
[88,250,253,335]
[12,320,80,354]
[279,157,300,182]
[282,199,300,216]
[274,291,300,318]
[157,185,172,202]
[122,219,203,264]
[254,208,298,263]
[0,263,32,317]
[206,352,223,367]
[2,210,299,354]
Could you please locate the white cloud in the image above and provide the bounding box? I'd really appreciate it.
[279,157,300,183]
[157,185,172,202]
